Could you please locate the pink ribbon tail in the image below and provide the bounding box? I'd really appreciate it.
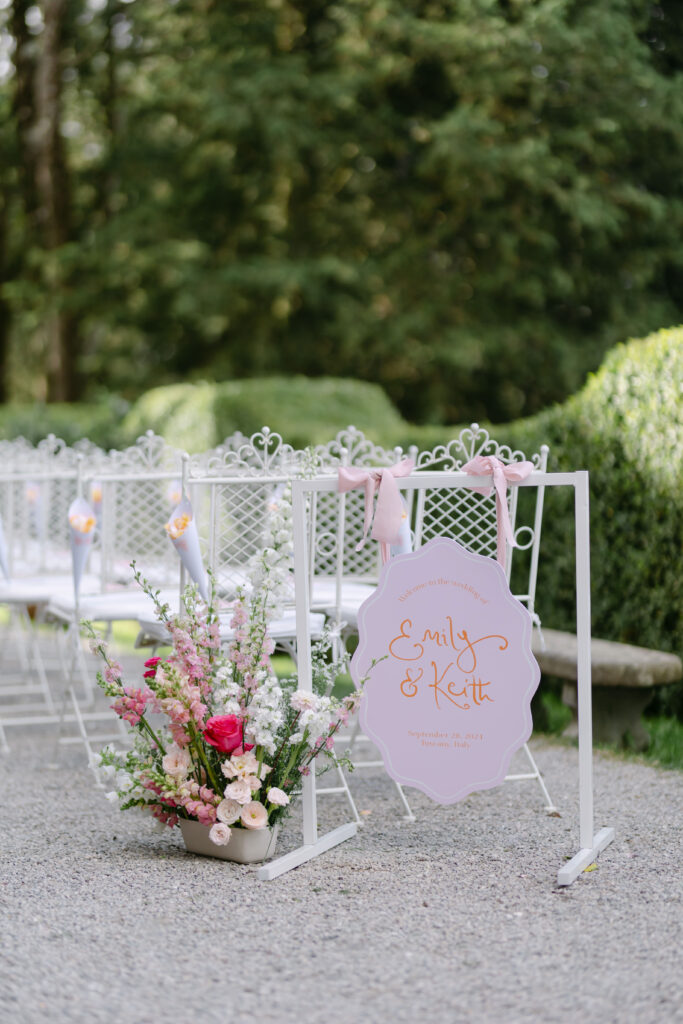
[462,455,534,567]
[338,458,414,564]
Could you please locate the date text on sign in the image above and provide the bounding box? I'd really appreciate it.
[350,537,540,804]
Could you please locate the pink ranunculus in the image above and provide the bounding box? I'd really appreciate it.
[241,801,268,829]
[203,715,253,754]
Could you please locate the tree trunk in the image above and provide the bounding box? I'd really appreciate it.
[0,196,9,403]
[33,0,81,402]
[10,0,39,222]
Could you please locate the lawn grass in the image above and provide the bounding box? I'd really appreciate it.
[641,716,683,770]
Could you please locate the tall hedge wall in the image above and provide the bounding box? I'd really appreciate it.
[507,326,681,668]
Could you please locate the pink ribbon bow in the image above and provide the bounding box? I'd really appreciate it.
[462,454,534,567]
[338,458,414,564]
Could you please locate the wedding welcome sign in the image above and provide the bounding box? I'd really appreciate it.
[350,537,540,804]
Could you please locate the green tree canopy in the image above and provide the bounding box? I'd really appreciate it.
[1,0,682,421]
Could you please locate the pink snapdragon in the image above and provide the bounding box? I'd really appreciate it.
[184,800,216,826]
[111,687,153,727]
[152,806,178,828]
[170,723,191,747]
[167,623,213,694]
[103,661,124,687]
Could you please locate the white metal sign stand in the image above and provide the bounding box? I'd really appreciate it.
[258,470,614,884]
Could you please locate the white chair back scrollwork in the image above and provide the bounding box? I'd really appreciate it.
[0,423,550,824]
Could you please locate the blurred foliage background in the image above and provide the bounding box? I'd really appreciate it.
[1,0,682,425]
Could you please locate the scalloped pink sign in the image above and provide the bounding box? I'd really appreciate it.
[350,537,540,804]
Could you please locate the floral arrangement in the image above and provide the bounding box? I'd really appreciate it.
[87,485,360,852]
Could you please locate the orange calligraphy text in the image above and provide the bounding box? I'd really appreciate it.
[389,615,507,673]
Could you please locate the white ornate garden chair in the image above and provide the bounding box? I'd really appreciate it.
[296,424,555,816]
[0,436,109,751]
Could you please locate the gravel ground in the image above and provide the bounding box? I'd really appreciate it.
[1,724,681,1024]
[1,632,682,1024]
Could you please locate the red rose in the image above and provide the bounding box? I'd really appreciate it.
[203,714,251,754]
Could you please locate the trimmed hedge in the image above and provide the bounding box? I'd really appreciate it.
[123,375,405,451]
[0,398,129,449]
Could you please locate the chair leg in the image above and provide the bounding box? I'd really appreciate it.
[503,742,558,813]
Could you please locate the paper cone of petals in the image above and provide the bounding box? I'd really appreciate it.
[390,498,412,557]
[89,481,103,526]
[165,497,209,601]
[68,496,96,597]
[166,479,183,507]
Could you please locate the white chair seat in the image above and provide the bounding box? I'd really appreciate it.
[0,574,101,606]
[135,606,326,647]
[45,588,181,624]
[311,578,376,628]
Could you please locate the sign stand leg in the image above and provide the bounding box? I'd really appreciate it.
[258,481,357,880]
[557,472,614,885]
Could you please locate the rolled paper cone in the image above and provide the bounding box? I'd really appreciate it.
[166,479,183,507]
[390,499,412,557]
[68,496,96,598]
[165,497,209,602]
[0,514,10,580]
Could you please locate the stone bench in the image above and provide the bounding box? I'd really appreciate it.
[531,628,682,750]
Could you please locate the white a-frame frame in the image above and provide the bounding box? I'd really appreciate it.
[257,470,614,884]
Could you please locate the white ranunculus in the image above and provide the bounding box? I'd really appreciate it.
[216,798,241,824]
[209,823,231,846]
[267,787,290,807]
[224,779,252,805]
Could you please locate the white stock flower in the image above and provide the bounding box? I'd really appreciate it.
[217,698,242,716]
[105,791,119,804]
[290,690,318,713]
[115,771,133,791]
[245,674,283,754]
